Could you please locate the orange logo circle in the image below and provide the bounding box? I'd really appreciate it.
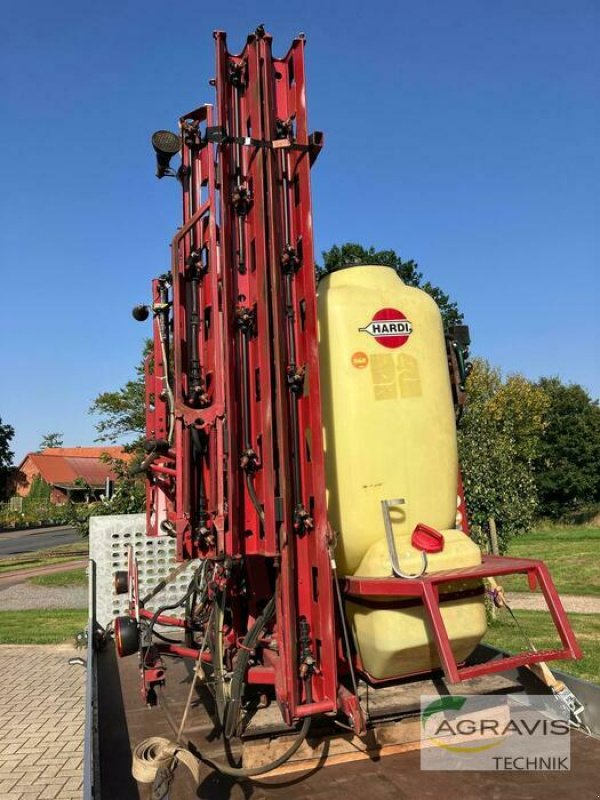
[351,352,369,369]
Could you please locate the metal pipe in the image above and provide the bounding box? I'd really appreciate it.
[381,498,427,579]
[139,609,186,628]
[149,464,177,478]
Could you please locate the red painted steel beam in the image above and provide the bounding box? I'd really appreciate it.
[456,649,574,681]
[210,29,337,720]
[343,554,581,684]
[246,666,276,685]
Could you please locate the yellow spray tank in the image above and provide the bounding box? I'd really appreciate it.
[318,264,486,680]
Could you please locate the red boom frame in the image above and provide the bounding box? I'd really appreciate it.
[141,28,336,722]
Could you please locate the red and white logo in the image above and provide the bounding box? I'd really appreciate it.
[359,308,413,349]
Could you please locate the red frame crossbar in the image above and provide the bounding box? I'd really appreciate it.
[342,555,582,684]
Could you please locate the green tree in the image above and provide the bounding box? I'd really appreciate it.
[90,342,150,450]
[0,417,15,501]
[458,359,549,553]
[88,340,153,534]
[82,351,152,533]
[319,243,463,327]
[27,475,51,501]
[22,474,52,516]
[39,432,63,450]
[534,378,600,519]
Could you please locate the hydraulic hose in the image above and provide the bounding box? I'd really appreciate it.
[157,307,175,445]
[147,592,313,778]
[144,565,206,650]
[223,596,276,737]
[245,472,265,522]
[190,426,210,533]
[206,679,313,778]
[133,684,313,784]
[152,630,185,645]
[208,713,311,778]
[211,587,228,727]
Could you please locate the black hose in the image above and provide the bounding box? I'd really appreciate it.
[223,596,276,737]
[245,472,265,522]
[152,629,185,645]
[144,568,205,654]
[205,680,313,777]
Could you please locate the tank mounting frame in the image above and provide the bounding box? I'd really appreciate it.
[343,554,582,684]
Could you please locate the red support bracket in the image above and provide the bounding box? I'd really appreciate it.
[343,554,582,684]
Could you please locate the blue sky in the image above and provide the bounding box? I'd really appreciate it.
[1,0,598,461]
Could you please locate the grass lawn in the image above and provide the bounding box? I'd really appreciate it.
[0,608,88,645]
[485,609,600,683]
[28,568,88,587]
[0,541,88,575]
[500,527,600,596]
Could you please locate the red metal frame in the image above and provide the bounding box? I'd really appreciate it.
[141,29,336,722]
[343,555,582,684]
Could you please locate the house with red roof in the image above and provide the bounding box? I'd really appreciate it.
[14,446,130,505]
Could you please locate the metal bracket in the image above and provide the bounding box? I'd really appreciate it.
[381,498,427,579]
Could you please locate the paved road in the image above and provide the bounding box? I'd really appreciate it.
[0,526,81,557]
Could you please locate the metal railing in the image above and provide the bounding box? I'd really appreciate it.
[70,559,100,800]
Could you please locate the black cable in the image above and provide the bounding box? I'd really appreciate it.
[152,630,184,645]
[143,568,205,661]
[245,472,265,522]
[205,679,313,777]
[332,565,360,700]
[223,596,276,737]
[190,425,209,534]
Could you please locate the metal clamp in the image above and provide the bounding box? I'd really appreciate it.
[381,499,427,579]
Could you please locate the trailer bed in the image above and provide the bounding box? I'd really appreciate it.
[95,642,600,800]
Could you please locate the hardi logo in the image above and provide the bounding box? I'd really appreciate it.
[359,308,413,349]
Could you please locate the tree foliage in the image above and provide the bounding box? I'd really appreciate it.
[27,474,51,502]
[39,432,63,450]
[458,359,549,553]
[319,243,463,327]
[534,378,600,519]
[89,342,150,451]
[0,417,15,501]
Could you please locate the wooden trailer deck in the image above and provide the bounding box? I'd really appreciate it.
[95,642,600,800]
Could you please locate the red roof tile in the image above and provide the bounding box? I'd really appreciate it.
[27,454,78,486]
[41,446,128,459]
[19,446,131,488]
[64,456,118,487]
